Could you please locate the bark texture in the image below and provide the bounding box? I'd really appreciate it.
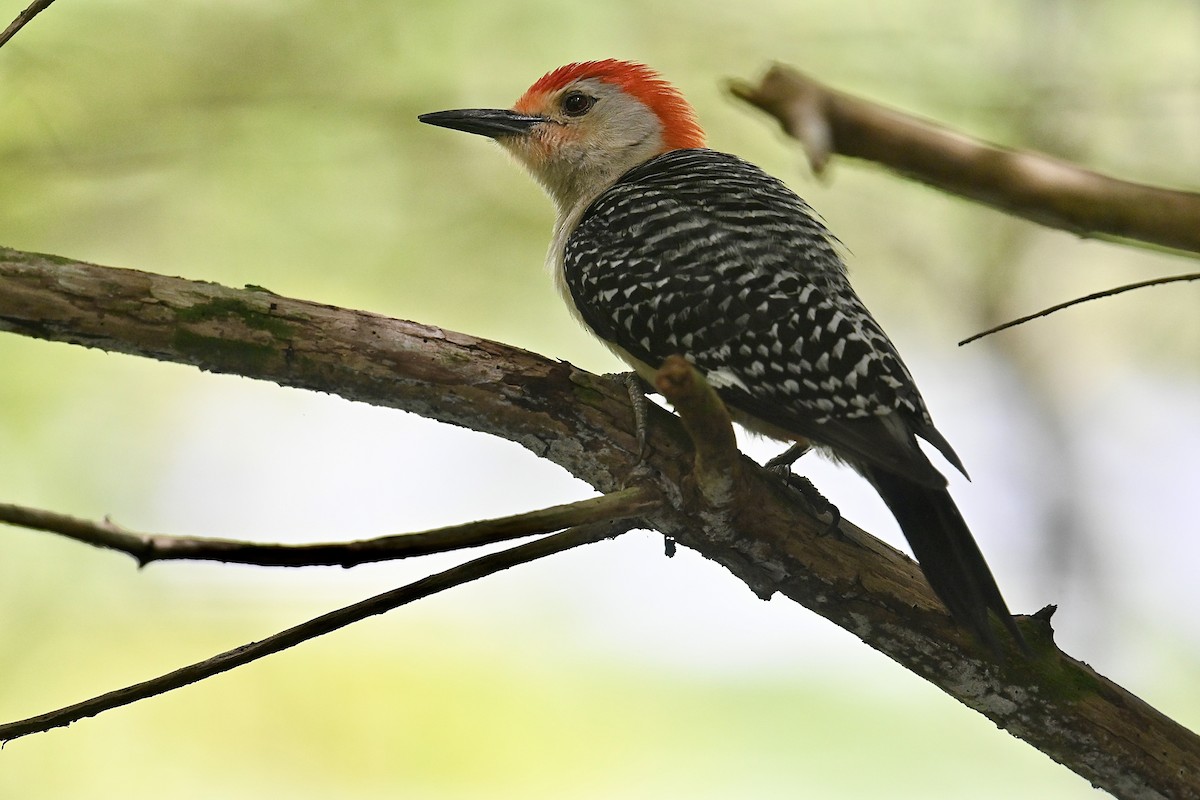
[2,247,1198,799]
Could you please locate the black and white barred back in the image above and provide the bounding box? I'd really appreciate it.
[562,148,962,489]
[563,148,1025,652]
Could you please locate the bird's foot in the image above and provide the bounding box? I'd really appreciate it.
[771,465,842,537]
[604,371,654,461]
[765,442,810,472]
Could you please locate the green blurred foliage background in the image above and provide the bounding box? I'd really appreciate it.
[1,1,1197,797]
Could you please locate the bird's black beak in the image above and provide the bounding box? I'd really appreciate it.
[418,108,545,139]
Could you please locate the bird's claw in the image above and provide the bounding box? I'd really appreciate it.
[765,442,810,473]
[775,469,842,538]
[625,371,652,461]
[604,371,654,462]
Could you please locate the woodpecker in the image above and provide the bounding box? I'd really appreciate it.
[420,60,1023,651]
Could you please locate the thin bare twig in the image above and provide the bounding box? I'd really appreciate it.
[0,520,630,742]
[0,0,57,49]
[0,486,662,567]
[729,64,1200,257]
[958,272,1200,345]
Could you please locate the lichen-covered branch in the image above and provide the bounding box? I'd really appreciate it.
[2,247,1198,798]
[730,64,1200,257]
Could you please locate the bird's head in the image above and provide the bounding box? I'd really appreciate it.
[419,60,705,213]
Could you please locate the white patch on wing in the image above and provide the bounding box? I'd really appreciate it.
[705,367,750,393]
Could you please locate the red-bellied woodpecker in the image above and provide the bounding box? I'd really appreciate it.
[420,59,1023,652]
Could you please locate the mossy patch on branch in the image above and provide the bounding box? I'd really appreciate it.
[176,297,294,340]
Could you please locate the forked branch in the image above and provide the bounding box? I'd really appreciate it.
[0,487,661,567]
[0,521,632,741]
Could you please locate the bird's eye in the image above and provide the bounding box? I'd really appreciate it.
[561,91,596,117]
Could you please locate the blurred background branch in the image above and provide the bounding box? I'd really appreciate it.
[730,64,1200,257]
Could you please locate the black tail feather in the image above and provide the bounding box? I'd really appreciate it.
[865,466,1026,655]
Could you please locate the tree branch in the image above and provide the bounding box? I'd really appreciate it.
[0,0,58,49]
[958,272,1200,345]
[729,64,1200,257]
[2,247,1198,798]
[0,486,662,567]
[0,521,630,741]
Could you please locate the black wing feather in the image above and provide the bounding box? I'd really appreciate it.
[564,148,950,485]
